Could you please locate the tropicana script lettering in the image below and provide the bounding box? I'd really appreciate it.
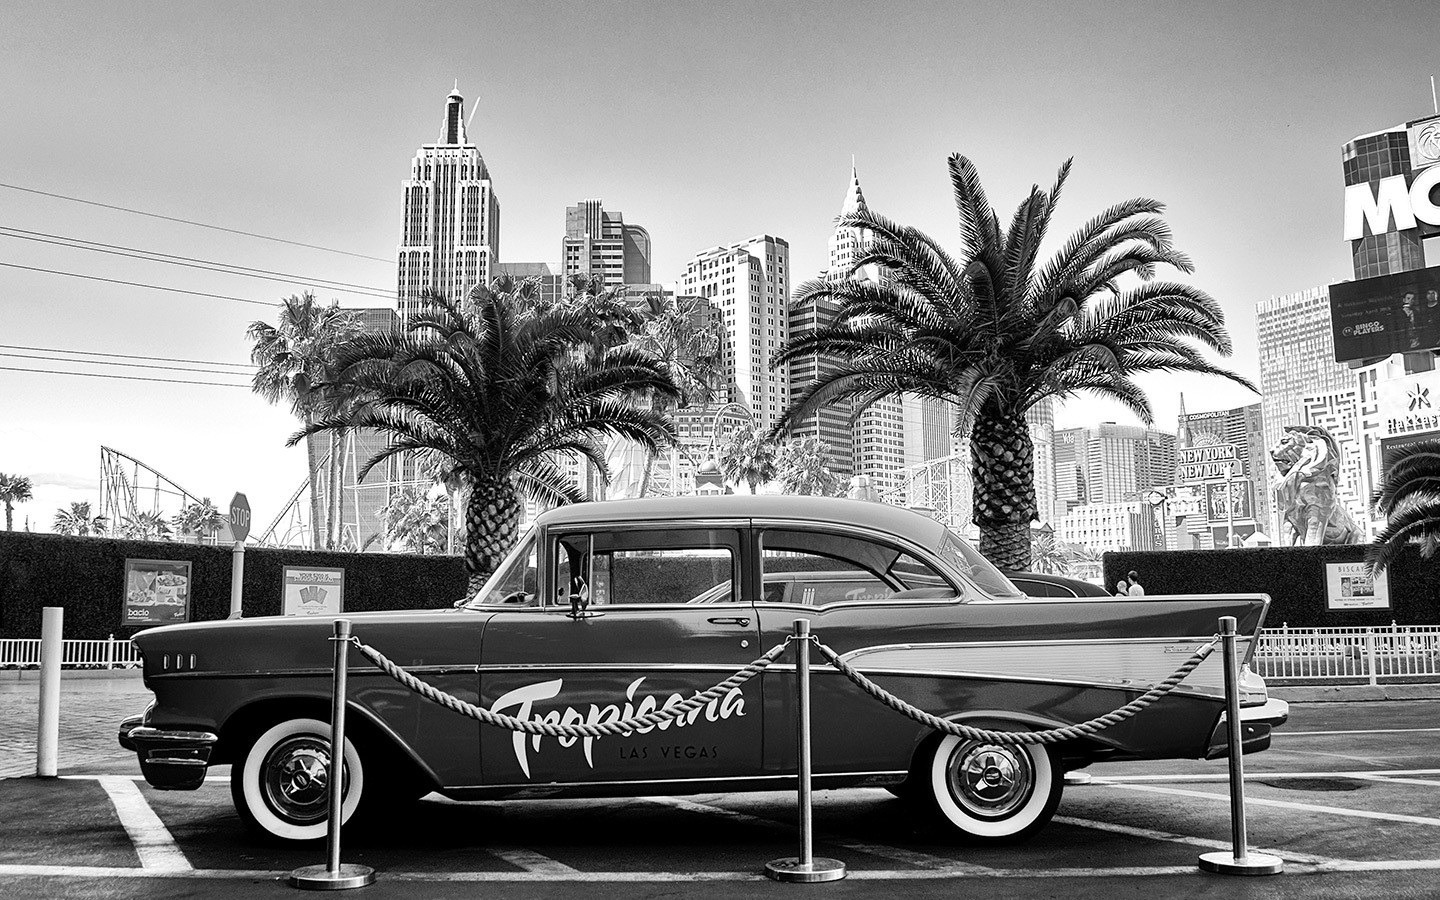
[489,677,746,778]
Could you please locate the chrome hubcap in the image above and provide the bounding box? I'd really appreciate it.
[948,741,1033,818]
[262,736,344,824]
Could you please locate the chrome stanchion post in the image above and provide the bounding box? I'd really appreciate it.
[766,618,845,883]
[290,619,376,890]
[1198,615,1282,876]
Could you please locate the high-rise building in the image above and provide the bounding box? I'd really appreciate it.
[396,87,500,321]
[1255,285,1365,537]
[1056,423,1177,506]
[1175,402,1268,547]
[679,235,791,433]
[562,200,652,290]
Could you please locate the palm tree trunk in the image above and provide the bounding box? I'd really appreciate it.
[969,403,1037,570]
[327,428,345,550]
[464,474,521,598]
[3,502,11,531]
[304,420,325,551]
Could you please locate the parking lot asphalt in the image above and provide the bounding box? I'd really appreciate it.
[1,672,1438,899]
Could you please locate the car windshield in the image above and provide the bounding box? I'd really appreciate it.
[462,530,538,608]
[935,529,1025,598]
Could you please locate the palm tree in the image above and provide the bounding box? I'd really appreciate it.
[174,498,225,544]
[775,437,844,497]
[376,486,451,554]
[633,292,723,495]
[294,285,680,594]
[1367,439,1440,575]
[773,154,1254,569]
[0,473,33,531]
[1029,528,1069,575]
[119,512,172,541]
[247,292,363,550]
[53,501,107,536]
[720,422,779,494]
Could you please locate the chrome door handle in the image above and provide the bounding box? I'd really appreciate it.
[707,616,750,627]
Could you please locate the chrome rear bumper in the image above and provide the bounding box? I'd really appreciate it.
[1203,698,1289,760]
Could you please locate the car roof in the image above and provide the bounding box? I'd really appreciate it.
[536,495,949,546]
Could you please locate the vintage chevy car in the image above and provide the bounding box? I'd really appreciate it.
[119,496,1286,844]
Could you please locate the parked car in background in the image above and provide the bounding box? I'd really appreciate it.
[120,496,1285,846]
[1002,571,1112,598]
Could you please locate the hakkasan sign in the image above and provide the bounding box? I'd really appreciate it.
[1324,561,1391,611]
[282,566,345,617]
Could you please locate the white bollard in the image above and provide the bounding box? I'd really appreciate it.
[37,606,63,778]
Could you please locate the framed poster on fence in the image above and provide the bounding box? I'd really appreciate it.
[122,558,192,626]
[1324,561,1391,610]
[282,566,345,617]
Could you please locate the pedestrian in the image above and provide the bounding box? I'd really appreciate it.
[1127,571,1145,596]
[1114,579,1129,597]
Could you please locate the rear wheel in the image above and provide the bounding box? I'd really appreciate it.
[231,717,365,842]
[925,732,1061,842]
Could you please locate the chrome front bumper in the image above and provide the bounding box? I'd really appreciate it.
[118,713,217,790]
[1203,698,1290,760]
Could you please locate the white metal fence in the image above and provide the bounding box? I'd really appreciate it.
[0,635,142,669]
[2,626,1439,684]
[1253,623,1440,685]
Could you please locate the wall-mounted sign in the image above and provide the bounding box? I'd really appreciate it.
[1177,443,1238,482]
[1330,265,1440,363]
[1410,115,1440,171]
[1324,561,1391,610]
[123,558,192,626]
[282,566,345,617]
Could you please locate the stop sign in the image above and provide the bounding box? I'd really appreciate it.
[229,492,252,542]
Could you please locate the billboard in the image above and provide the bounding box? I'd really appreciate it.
[122,559,192,626]
[1330,265,1440,363]
[1324,561,1391,610]
[1205,480,1253,522]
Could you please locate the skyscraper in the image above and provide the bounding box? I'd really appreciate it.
[678,235,791,433]
[396,87,500,321]
[562,200,652,289]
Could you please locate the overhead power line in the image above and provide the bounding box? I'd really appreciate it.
[0,261,277,307]
[0,364,249,388]
[0,350,250,377]
[0,181,393,264]
[0,343,253,369]
[0,226,396,300]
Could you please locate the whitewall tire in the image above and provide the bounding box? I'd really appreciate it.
[233,717,364,842]
[926,732,1061,842]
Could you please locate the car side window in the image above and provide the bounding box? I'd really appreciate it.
[552,528,741,606]
[759,528,958,604]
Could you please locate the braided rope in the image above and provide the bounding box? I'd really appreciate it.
[811,636,1220,745]
[349,635,789,738]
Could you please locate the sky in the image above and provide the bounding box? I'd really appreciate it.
[2,0,1438,535]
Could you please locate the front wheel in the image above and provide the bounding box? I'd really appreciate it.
[231,717,365,842]
[925,732,1061,842]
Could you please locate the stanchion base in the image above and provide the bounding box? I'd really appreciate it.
[288,863,376,890]
[765,857,847,882]
[1197,851,1283,876]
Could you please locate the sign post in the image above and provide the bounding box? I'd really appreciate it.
[228,493,250,620]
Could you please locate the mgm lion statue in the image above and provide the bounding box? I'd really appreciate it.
[1269,424,1362,546]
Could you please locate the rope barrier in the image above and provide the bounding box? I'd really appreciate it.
[348,629,1219,747]
[349,635,789,738]
[810,635,1219,745]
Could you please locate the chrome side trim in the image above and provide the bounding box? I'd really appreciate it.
[444,769,908,793]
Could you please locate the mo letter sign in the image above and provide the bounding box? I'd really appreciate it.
[229,492,251,542]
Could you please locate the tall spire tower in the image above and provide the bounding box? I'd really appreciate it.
[396,87,500,321]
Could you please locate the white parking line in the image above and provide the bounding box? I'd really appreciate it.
[490,848,580,875]
[97,776,192,873]
[1093,781,1440,826]
[1281,727,1440,736]
[642,795,991,872]
[1082,767,1440,783]
[1052,815,1342,865]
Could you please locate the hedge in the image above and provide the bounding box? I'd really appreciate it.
[0,531,467,640]
[1103,544,1440,627]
